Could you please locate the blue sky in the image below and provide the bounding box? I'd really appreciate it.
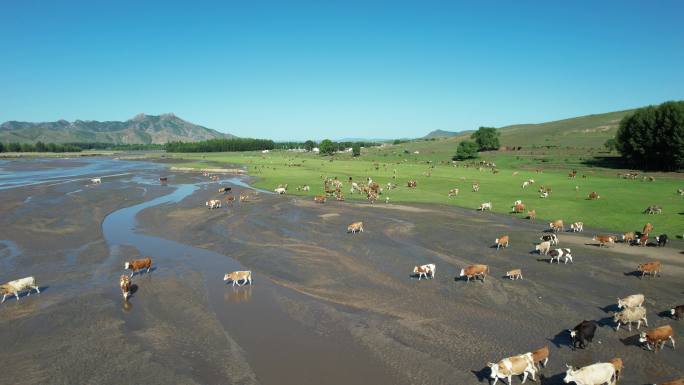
[1,1,682,140]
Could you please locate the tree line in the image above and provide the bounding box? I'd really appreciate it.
[165,138,276,152]
[0,141,83,153]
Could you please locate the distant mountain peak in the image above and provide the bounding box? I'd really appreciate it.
[0,114,235,144]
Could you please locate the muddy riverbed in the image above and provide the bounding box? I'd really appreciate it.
[1,158,683,385]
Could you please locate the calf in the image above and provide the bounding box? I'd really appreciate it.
[347,221,364,234]
[124,257,153,277]
[639,325,675,351]
[206,199,222,209]
[608,358,623,381]
[478,202,492,211]
[655,234,668,247]
[637,233,649,246]
[569,320,597,350]
[120,275,132,300]
[413,264,436,280]
[588,191,600,200]
[407,180,417,188]
[459,264,489,282]
[540,233,559,246]
[617,294,645,309]
[505,269,523,280]
[563,363,615,385]
[548,248,573,264]
[0,276,40,303]
[531,346,549,370]
[314,195,326,203]
[670,305,684,320]
[527,210,536,220]
[472,183,479,192]
[448,188,459,197]
[570,222,584,232]
[535,241,551,255]
[223,270,252,286]
[90,177,102,184]
[488,352,536,385]
[495,235,510,250]
[549,220,564,232]
[637,261,662,278]
[218,187,232,193]
[613,306,648,331]
[592,234,615,247]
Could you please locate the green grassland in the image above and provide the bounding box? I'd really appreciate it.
[147,145,684,236]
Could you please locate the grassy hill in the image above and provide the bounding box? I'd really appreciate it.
[420,108,635,150]
[0,113,235,144]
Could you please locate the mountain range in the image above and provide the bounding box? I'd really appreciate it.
[0,113,234,144]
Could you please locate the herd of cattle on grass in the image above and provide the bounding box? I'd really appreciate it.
[2,171,683,385]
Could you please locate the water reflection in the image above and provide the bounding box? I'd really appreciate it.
[121,300,133,312]
[224,286,252,304]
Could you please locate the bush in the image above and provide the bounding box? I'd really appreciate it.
[352,143,361,157]
[616,100,684,170]
[453,140,479,160]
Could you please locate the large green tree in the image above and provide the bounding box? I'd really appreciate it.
[303,140,315,151]
[352,143,361,157]
[319,139,336,155]
[616,101,684,170]
[453,140,479,160]
[471,126,500,151]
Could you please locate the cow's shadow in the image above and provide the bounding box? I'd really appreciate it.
[409,273,434,281]
[595,316,614,328]
[657,309,674,319]
[599,304,619,314]
[471,366,490,383]
[618,334,642,348]
[623,270,643,278]
[540,372,565,385]
[130,267,157,278]
[454,276,486,283]
[548,330,572,349]
[536,257,553,263]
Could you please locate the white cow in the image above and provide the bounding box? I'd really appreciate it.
[478,202,492,211]
[522,181,530,189]
[563,363,615,385]
[274,187,287,194]
[206,199,222,209]
[570,222,584,232]
[90,177,102,184]
[1,276,40,303]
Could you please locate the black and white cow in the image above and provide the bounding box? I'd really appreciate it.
[655,234,668,247]
[569,320,596,350]
[540,234,559,246]
[548,248,573,264]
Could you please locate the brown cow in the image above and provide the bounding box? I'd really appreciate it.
[505,269,523,280]
[124,257,152,277]
[314,195,326,203]
[643,222,654,235]
[592,234,616,247]
[608,358,623,381]
[622,231,637,244]
[347,221,364,234]
[588,191,600,200]
[459,264,489,282]
[407,180,417,188]
[637,261,661,278]
[638,233,649,246]
[639,325,675,351]
[512,203,525,213]
[527,209,536,220]
[531,346,549,370]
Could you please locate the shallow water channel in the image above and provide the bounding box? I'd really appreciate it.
[102,177,397,385]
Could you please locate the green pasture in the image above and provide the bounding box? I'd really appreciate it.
[147,148,684,236]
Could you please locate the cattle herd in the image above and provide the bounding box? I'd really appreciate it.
[2,171,682,384]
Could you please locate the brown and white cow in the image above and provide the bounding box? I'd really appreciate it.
[448,188,459,197]
[495,235,510,250]
[549,220,564,232]
[223,270,252,286]
[120,275,132,300]
[622,231,637,244]
[527,210,536,220]
[643,222,654,235]
[671,305,684,320]
[206,199,222,209]
[314,195,326,203]
[407,180,417,188]
[637,261,662,278]
[506,269,523,280]
[570,222,584,232]
[588,191,600,200]
[124,257,153,278]
[478,202,492,211]
[488,353,536,385]
[413,264,436,280]
[512,203,525,213]
[639,325,675,351]
[460,264,489,282]
[347,221,364,234]
[472,183,480,192]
